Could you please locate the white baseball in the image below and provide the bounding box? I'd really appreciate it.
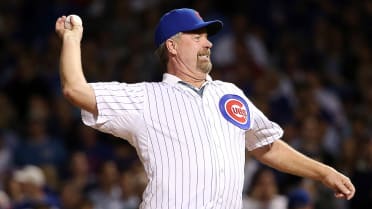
[64,14,82,29]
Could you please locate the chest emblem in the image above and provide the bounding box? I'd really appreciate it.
[219,94,250,130]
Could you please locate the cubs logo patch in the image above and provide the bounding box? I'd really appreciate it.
[219,94,250,130]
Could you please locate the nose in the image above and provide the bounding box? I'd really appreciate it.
[204,37,213,48]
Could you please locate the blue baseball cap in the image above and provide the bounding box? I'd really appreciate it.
[154,8,223,48]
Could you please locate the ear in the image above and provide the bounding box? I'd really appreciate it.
[165,39,177,55]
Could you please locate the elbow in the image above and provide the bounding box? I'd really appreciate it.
[62,86,80,105]
[61,84,97,115]
[250,141,277,163]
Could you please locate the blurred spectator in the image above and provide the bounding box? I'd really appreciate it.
[0,92,18,130]
[0,133,13,187]
[12,165,60,209]
[0,190,11,209]
[0,1,370,209]
[213,13,270,72]
[88,160,123,209]
[350,137,372,209]
[296,115,334,165]
[13,117,67,170]
[306,72,348,139]
[13,94,67,170]
[128,161,147,200]
[287,188,313,209]
[59,181,85,209]
[77,198,94,209]
[112,141,138,171]
[242,151,260,194]
[75,124,114,174]
[49,97,79,150]
[2,174,23,207]
[242,167,288,209]
[3,54,52,121]
[118,168,142,209]
[64,151,96,194]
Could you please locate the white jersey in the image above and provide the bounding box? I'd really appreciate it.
[82,73,283,209]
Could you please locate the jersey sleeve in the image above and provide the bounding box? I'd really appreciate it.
[245,100,283,151]
[81,82,145,141]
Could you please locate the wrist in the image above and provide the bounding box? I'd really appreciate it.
[63,33,81,44]
[317,164,335,181]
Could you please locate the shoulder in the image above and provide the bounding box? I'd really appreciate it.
[88,81,147,92]
[212,80,242,91]
[211,80,249,101]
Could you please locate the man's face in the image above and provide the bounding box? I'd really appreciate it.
[174,29,213,74]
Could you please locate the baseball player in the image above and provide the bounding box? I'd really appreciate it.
[55,8,355,209]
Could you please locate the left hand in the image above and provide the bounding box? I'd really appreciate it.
[321,167,355,200]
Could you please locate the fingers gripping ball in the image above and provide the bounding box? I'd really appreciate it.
[64,14,83,30]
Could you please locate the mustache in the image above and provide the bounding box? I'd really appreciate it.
[198,49,211,56]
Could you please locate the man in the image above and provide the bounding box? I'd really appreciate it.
[55,8,355,209]
[13,165,60,209]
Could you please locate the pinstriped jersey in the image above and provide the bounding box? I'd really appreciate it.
[82,73,283,209]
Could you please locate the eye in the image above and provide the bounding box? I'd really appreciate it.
[193,35,201,41]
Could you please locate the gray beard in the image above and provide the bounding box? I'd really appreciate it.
[197,61,212,74]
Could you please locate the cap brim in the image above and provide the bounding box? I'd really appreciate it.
[184,20,223,37]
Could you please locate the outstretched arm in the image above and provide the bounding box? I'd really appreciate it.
[55,15,97,115]
[250,139,355,200]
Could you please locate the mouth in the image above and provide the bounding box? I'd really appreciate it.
[198,52,210,61]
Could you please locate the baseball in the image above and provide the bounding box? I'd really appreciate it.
[64,14,82,29]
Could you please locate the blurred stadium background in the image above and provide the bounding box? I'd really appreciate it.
[0,0,371,209]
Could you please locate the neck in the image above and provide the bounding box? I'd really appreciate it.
[176,71,206,88]
[168,62,207,89]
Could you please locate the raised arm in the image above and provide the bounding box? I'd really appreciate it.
[250,139,355,200]
[55,15,97,115]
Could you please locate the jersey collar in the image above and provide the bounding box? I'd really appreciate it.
[162,73,213,86]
